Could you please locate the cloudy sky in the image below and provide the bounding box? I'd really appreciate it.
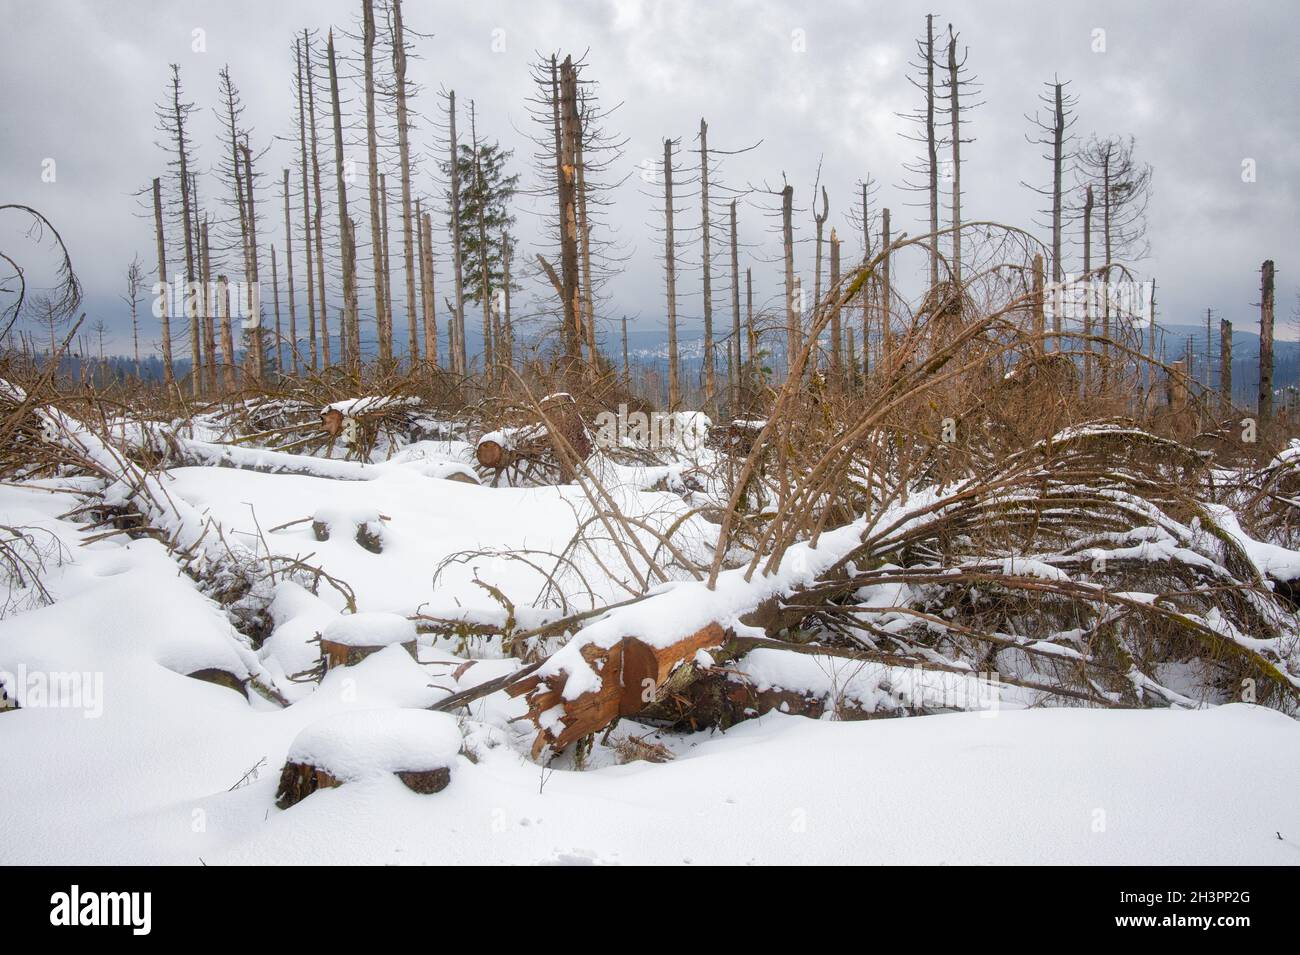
[2,0,1297,354]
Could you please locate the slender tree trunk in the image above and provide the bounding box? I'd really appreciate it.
[621,314,629,387]
[1050,82,1064,285]
[782,184,797,379]
[416,200,432,369]
[295,36,318,370]
[469,106,494,383]
[447,90,469,376]
[699,118,715,413]
[280,169,298,375]
[421,209,438,368]
[745,266,756,385]
[189,174,205,393]
[151,178,175,388]
[1031,253,1045,355]
[947,26,962,288]
[304,38,330,368]
[729,198,741,411]
[1220,318,1233,412]
[861,182,871,385]
[240,142,264,382]
[925,14,938,290]
[170,69,198,396]
[219,274,236,391]
[881,207,892,366]
[1082,184,1094,392]
[390,0,419,367]
[576,101,596,364]
[327,30,359,372]
[663,137,680,409]
[557,60,584,377]
[362,0,389,366]
[812,187,826,373]
[380,171,394,364]
[829,228,842,387]
[1101,153,1112,393]
[1259,259,1275,421]
[270,246,283,376]
[201,219,216,388]
[502,232,513,373]
[1145,278,1156,401]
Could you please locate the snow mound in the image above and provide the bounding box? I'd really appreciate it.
[286,709,462,780]
[322,612,416,648]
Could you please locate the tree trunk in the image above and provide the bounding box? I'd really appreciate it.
[782,184,797,380]
[699,118,715,413]
[576,100,596,365]
[362,0,389,366]
[947,26,962,288]
[201,219,216,389]
[829,227,842,387]
[663,137,680,409]
[729,198,741,410]
[469,106,494,384]
[880,207,892,366]
[1082,184,1093,393]
[417,202,437,369]
[219,274,236,391]
[170,69,198,396]
[270,245,282,376]
[303,32,329,369]
[1220,318,1233,413]
[390,0,419,368]
[240,142,264,382]
[295,36,318,371]
[151,178,175,388]
[447,90,468,376]
[925,13,938,290]
[557,59,584,377]
[279,170,298,376]
[1259,259,1275,421]
[327,30,359,372]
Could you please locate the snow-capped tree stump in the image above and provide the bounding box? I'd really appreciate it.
[319,613,419,669]
[507,622,728,757]
[275,710,460,809]
[311,508,386,553]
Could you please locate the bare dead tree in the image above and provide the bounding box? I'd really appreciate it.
[294,34,319,370]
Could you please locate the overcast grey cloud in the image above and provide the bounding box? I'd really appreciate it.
[2,0,1297,354]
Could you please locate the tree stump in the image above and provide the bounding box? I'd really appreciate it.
[319,612,419,669]
[275,709,461,808]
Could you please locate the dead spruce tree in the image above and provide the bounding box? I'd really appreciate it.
[155,64,199,394]
[900,13,941,290]
[326,29,360,371]
[1024,77,1078,293]
[294,34,319,370]
[1075,133,1152,391]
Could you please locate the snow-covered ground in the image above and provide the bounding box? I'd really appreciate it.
[1,470,1297,866]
